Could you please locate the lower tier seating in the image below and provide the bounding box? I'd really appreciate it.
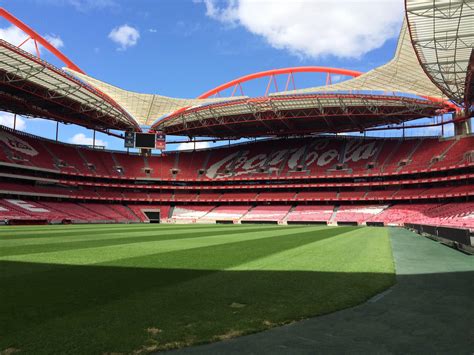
[241,205,291,222]
[201,205,251,221]
[286,205,335,222]
[0,199,472,230]
[335,205,388,223]
[170,206,216,222]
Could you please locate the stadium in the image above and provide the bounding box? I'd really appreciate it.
[0,1,473,354]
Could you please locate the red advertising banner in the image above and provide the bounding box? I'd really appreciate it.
[155,131,166,150]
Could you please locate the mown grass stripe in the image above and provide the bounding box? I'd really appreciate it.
[0,225,306,258]
[0,223,269,239]
[229,227,391,273]
[0,226,330,277]
[0,224,285,247]
[97,226,358,270]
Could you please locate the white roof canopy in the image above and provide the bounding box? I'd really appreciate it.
[406,0,474,106]
[272,21,448,101]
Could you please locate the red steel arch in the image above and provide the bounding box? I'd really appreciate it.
[0,7,84,74]
[198,66,363,99]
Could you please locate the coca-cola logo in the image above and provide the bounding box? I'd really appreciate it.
[0,132,38,157]
[206,139,379,179]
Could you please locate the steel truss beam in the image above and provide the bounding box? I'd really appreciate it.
[155,93,449,137]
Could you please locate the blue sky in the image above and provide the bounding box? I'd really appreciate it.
[0,0,458,151]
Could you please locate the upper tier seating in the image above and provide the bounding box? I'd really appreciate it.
[1,178,472,203]
[1,127,472,181]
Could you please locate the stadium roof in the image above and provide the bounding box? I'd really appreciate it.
[147,21,456,137]
[64,69,246,127]
[0,5,469,136]
[63,20,454,137]
[152,93,447,138]
[271,22,448,101]
[0,39,140,132]
[405,0,474,107]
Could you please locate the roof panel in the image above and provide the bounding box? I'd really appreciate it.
[406,0,474,105]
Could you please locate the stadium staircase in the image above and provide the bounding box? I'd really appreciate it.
[396,139,424,173]
[380,139,402,172]
[282,205,296,224]
[198,152,211,180]
[329,206,339,225]
[75,148,93,173]
[168,206,175,220]
[299,144,312,176]
[338,140,347,165]
[143,156,151,178]
[38,141,58,169]
[110,153,124,176]
[429,138,459,168]
[172,153,180,181]
[238,205,255,223]
[369,139,385,171]
[199,205,219,221]
[78,203,110,222]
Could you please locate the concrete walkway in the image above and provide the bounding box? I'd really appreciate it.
[170,228,474,354]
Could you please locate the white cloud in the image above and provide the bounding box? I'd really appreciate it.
[176,141,210,151]
[68,133,107,147]
[0,112,26,131]
[44,34,64,49]
[148,28,157,33]
[198,0,403,59]
[0,25,64,55]
[108,25,140,50]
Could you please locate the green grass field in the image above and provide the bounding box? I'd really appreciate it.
[0,224,395,354]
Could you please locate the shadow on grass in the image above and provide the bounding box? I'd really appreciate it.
[1,226,373,354]
[2,254,473,355]
[1,260,394,355]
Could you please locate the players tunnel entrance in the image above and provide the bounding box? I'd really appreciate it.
[144,211,161,223]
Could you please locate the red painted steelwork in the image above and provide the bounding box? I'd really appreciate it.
[0,7,84,73]
[198,67,362,99]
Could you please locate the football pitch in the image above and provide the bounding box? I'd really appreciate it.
[0,224,395,354]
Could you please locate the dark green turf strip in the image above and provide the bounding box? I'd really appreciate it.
[0,223,276,240]
[100,226,357,270]
[0,226,306,257]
